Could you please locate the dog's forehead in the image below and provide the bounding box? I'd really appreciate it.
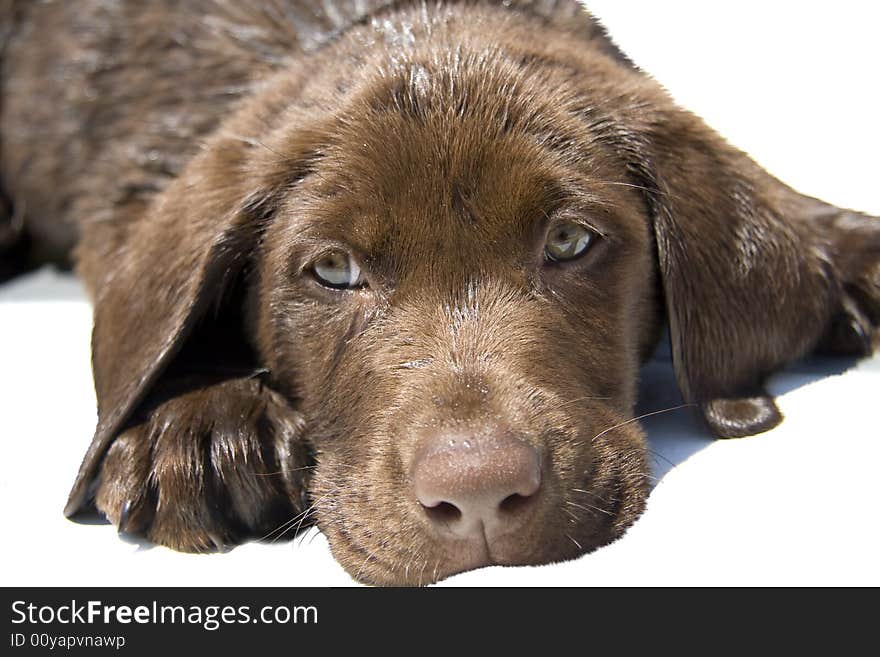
[335,130,560,251]
[271,52,651,273]
[289,118,635,270]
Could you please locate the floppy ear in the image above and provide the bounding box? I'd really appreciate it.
[63,131,315,516]
[616,102,880,437]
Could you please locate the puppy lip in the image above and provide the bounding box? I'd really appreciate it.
[328,518,496,585]
[329,481,623,585]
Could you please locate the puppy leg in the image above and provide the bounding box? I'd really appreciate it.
[94,376,312,551]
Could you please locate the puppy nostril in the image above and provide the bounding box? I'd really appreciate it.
[499,493,532,514]
[422,501,462,525]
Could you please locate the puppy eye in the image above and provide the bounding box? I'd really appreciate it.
[544,222,595,262]
[311,251,365,289]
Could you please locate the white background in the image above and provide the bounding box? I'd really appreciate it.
[1,0,878,586]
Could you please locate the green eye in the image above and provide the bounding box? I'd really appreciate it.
[544,222,595,262]
[311,251,364,289]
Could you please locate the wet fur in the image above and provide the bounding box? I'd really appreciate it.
[2,1,877,584]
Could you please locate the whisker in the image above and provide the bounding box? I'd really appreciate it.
[259,514,301,542]
[591,403,696,442]
[249,464,317,477]
[355,547,379,582]
[418,558,429,587]
[260,516,302,543]
[565,499,612,516]
[290,493,322,538]
[259,493,327,543]
[305,525,323,546]
[220,132,289,162]
[648,448,678,468]
[592,179,669,197]
[295,524,320,549]
[571,487,609,502]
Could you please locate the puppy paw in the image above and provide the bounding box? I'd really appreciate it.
[817,292,878,356]
[701,393,782,439]
[94,376,312,552]
[816,210,880,356]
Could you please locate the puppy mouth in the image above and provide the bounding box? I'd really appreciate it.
[312,423,650,586]
[318,517,511,586]
[414,499,540,572]
[319,486,631,586]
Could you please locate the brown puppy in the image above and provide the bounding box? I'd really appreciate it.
[2,1,877,585]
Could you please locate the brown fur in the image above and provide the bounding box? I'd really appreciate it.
[1,0,877,585]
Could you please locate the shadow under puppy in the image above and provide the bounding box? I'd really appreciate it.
[2,0,877,585]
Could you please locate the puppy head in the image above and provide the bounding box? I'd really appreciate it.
[67,6,863,584]
[246,57,660,582]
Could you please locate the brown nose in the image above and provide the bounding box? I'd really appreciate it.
[412,431,542,541]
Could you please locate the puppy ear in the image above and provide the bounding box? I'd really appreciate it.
[64,134,312,516]
[615,103,879,437]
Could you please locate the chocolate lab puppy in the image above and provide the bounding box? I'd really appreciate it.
[1,0,877,585]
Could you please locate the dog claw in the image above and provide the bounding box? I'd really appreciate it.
[207,532,228,553]
[118,500,132,534]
